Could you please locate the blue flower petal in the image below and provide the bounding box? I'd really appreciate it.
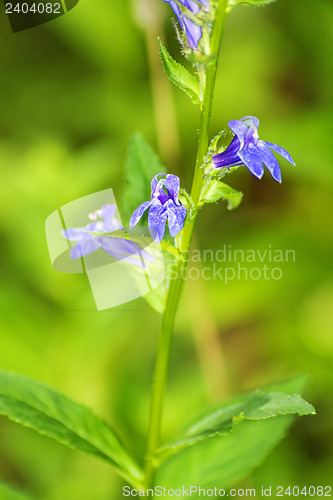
[228,120,248,148]
[213,116,294,184]
[176,0,206,12]
[61,227,88,241]
[151,173,169,204]
[163,0,202,49]
[264,141,296,165]
[221,134,242,157]
[70,237,101,259]
[130,201,152,229]
[168,1,184,29]
[101,237,137,258]
[257,142,282,183]
[183,16,202,49]
[86,221,106,233]
[100,204,117,229]
[151,173,166,196]
[212,135,243,168]
[166,200,187,237]
[165,174,181,204]
[244,126,259,147]
[148,203,168,243]
[238,144,264,179]
[130,172,186,243]
[101,237,153,267]
[185,0,200,14]
[241,116,260,130]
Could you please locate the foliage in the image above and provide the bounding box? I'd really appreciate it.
[0,371,143,487]
[0,369,314,491]
[155,378,315,488]
[158,40,201,105]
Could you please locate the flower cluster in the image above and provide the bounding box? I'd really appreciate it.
[212,116,295,183]
[62,204,149,266]
[130,173,187,243]
[162,0,208,49]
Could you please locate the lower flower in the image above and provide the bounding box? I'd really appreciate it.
[61,204,151,266]
[130,173,187,243]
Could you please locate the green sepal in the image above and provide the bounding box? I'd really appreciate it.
[200,180,243,210]
[179,189,194,212]
[158,39,201,105]
[185,52,217,66]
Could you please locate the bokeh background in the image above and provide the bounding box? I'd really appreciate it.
[0,0,332,498]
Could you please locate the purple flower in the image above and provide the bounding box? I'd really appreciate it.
[163,0,208,49]
[62,204,149,266]
[130,173,187,243]
[212,116,295,183]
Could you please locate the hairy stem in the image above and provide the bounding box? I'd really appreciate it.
[144,0,229,488]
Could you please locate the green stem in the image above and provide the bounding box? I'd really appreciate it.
[143,0,229,489]
[144,260,184,488]
[191,0,229,208]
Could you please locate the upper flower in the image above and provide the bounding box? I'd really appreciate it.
[130,173,187,243]
[62,204,149,266]
[162,0,208,50]
[212,116,295,183]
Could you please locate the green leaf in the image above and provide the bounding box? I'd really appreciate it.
[122,133,166,227]
[157,417,293,493]
[158,40,201,105]
[0,482,34,500]
[229,0,276,6]
[155,379,315,491]
[155,389,314,462]
[200,180,243,210]
[186,391,314,438]
[0,371,143,487]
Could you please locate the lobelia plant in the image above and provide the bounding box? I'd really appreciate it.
[0,0,316,498]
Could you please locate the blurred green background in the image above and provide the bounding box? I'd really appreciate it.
[0,0,332,498]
